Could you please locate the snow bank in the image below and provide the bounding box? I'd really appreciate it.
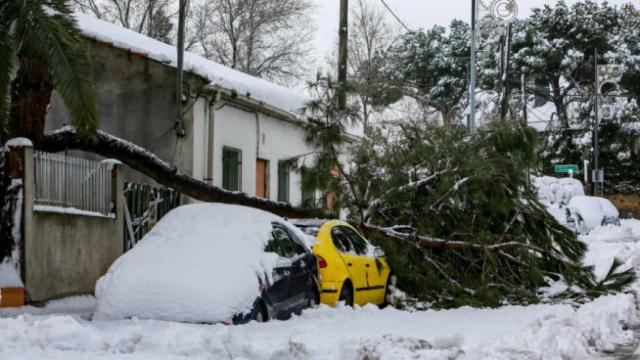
[74,13,309,116]
[94,203,282,323]
[0,294,636,359]
[0,261,23,288]
[581,219,640,281]
[0,295,96,319]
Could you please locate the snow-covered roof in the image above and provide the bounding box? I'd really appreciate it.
[74,13,309,117]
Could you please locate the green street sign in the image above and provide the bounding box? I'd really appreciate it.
[554,164,579,174]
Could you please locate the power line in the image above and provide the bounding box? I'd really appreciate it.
[380,0,414,33]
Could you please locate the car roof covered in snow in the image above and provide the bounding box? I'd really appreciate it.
[74,13,310,118]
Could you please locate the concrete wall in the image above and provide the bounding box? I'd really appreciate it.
[19,145,125,302]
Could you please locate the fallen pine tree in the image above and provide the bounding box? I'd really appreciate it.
[297,77,635,307]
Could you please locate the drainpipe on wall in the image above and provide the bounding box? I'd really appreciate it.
[205,92,220,185]
[255,112,261,159]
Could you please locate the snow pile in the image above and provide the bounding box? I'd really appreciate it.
[94,203,283,323]
[0,261,22,288]
[0,294,637,359]
[581,219,640,281]
[568,195,620,230]
[0,295,96,319]
[74,13,309,116]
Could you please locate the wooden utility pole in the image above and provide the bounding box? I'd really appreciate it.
[338,0,349,109]
[469,0,477,132]
[499,22,513,121]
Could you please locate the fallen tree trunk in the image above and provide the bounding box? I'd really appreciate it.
[362,224,580,269]
[40,127,318,219]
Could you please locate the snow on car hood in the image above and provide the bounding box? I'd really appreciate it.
[94,203,282,323]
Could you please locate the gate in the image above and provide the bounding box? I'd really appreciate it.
[123,183,181,250]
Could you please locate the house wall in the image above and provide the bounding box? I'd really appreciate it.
[206,103,315,206]
[45,39,208,186]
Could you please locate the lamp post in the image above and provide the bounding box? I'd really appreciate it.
[593,54,624,196]
[470,0,518,132]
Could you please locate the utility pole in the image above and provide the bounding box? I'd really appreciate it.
[499,22,513,121]
[593,48,600,196]
[338,0,349,109]
[175,0,187,137]
[521,74,527,125]
[469,0,477,132]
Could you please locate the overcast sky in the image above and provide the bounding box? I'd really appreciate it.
[312,0,639,68]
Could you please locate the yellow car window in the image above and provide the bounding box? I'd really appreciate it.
[330,227,353,253]
[341,227,368,255]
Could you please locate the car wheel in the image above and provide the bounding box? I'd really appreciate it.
[308,291,320,308]
[251,303,267,323]
[338,282,353,307]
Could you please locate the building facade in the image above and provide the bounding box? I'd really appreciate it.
[45,13,317,207]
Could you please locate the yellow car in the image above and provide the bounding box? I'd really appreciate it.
[291,220,391,307]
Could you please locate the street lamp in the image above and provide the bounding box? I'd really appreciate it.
[593,60,624,196]
[469,0,518,133]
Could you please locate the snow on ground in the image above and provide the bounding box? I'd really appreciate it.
[0,295,636,359]
[581,219,640,283]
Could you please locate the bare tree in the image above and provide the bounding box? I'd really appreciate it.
[348,0,396,130]
[186,0,315,83]
[73,0,174,43]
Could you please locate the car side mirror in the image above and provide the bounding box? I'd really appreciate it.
[374,247,386,259]
[275,258,292,269]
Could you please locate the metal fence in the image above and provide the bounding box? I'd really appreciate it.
[124,183,181,250]
[34,151,114,216]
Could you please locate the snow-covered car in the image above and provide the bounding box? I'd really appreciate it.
[94,203,320,324]
[533,176,585,206]
[565,196,620,234]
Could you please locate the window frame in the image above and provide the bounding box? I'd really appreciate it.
[222,146,242,191]
[277,160,290,203]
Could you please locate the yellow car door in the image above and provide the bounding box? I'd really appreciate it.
[330,226,369,305]
[341,226,389,305]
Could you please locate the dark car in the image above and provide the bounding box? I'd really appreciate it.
[234,221,320,324]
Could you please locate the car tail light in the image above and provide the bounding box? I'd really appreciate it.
[316,255,328,268]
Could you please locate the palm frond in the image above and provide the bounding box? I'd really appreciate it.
[19,2,98,138]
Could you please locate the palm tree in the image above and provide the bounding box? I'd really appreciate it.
[0,0,97,144]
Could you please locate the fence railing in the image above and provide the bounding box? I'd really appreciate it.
[34,151,114,216]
